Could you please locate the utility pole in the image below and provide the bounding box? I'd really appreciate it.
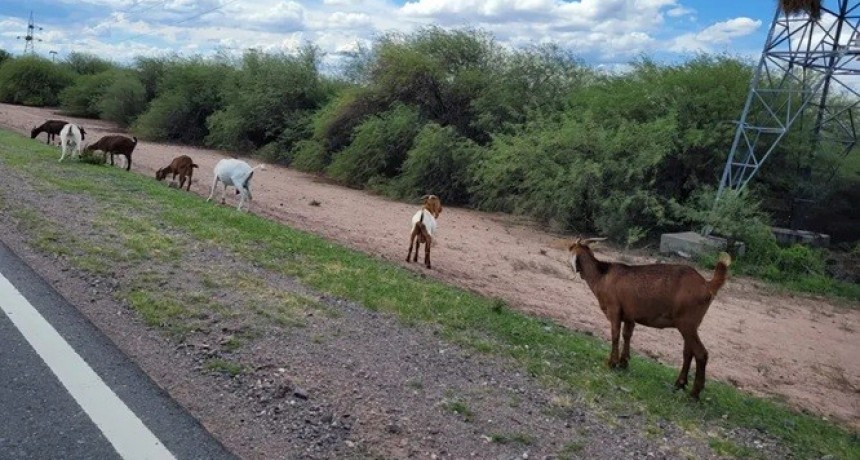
[16,11,43,54]
[49,50,58,62]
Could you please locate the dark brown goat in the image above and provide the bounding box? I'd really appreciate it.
[31,120,86,144]
[568,238,731,400]
[86,135,138,171]
[156,155,199,191]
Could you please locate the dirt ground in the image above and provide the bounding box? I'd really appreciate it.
[2,103,857,428]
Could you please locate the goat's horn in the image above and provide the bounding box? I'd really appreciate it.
[582,237,607,244]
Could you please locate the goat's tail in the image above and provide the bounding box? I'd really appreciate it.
[192,163,199,169]
[132,136,138,145]
[708,252,732,296]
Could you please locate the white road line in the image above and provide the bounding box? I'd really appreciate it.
[0,272,175,460]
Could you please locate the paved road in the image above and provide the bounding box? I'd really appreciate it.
[0,240,235,460]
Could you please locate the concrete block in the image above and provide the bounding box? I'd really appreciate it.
[771,227,830,248]
[659,231,745,258]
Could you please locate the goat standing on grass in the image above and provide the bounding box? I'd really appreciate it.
[85,135,138,171]
[206,159,266,212]
[58,123,85,162]
[406,195,443,269]
[31,119,71,144]
[568,238,731,400]
[156,155,199,191]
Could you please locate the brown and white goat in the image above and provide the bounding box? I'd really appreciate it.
[86,135,138,171]
[156,155,198,191]
[406,195,443,269]
[568,238,731,400]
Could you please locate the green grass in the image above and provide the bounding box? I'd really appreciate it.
[0,129,857,459]
[204,358,245,377]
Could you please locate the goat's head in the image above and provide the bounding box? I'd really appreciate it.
[79,127,87,141]
[568,237,606,273]
[155,167,168,181]
[30,126,39,139]
[421,194,443,218]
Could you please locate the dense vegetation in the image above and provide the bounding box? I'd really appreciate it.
[0,27,856,298]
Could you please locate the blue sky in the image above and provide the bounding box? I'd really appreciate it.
[0,0,780,67]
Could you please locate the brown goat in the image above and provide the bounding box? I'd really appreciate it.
[406,195,443,269]
[568,238,731,400]
[31,120,85,144]
[156,155,199,191]
[86,135,138,171]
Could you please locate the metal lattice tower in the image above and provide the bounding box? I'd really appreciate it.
[16,11,43,54]
[716,1,860,220]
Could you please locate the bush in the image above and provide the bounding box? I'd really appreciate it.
[0,56,75,106]
[291,139,329,172]
[473,112,676,237]
[327,104,422,187]
[133,57,230,144]
[60,71,119,117]
[63,52,115,75]
[206,47,330,152]
[97,74,147,126]
[390,123,481,204]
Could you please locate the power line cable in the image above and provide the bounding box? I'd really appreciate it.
[112,0,241,44]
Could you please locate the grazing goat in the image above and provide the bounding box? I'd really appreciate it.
[58,123,84,162]
[32,120,81,144]
[156,155,199,191]
[406,195,443,269]
[568,238,731,400]
[85,135,138,171]
[206,159,266,211]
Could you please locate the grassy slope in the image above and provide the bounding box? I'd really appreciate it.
[0,129,856,459]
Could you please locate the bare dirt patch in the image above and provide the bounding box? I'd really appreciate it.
[2,103,858,429]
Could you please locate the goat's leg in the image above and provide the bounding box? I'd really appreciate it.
[407,231,416,262]
[125,154,132,171]
[423,234,432,269]
[412,238,421,262]
[607,314,621,368]
[186,170,193,191]
[206,177,219,202]
[620,320,635,369]
[221,183,228,205]
[59,145,67,162]
[675,337,693,390]
[237,189,247,211]
[689,331,708,400]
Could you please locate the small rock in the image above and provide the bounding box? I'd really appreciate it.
[293,388,309,400]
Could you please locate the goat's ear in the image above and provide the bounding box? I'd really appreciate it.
[420,194,430,203]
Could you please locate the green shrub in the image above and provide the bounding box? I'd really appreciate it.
[390,123,480,204]
[97,74,147,126]
[206,47,330,152]
[291,139,329,172]
[133,58,230,144]
[63,52,115,75]
[327,104,422,188]
[60,70,119,117]
[0,56,75,106]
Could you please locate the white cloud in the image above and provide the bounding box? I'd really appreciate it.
[669,17,761,52]
[0,1,766,68]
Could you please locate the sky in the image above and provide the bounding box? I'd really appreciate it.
[0,0,778,69]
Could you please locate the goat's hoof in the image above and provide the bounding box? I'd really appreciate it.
[618,360,629,369]
[674,381,687,391]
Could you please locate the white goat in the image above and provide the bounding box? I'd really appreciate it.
[206,159,266,211]
[58,123,84,162]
